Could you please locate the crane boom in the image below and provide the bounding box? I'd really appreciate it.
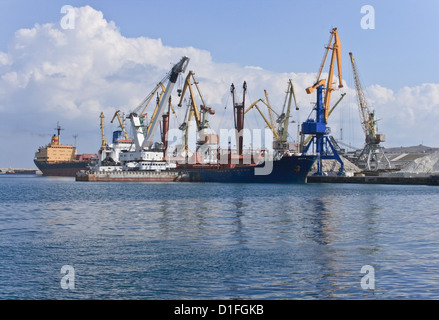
[177,70,215,153]
[244,99,280,140]
[111,110,129,140]
[141,56,189,149]
[306,28,343,123]
[178,71,202,127]
[280,79,298,143]
[349,52,376,144]
[349,52,390,170]
[100,112,107,150]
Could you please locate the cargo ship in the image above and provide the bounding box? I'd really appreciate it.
[76,153,316,183]
[34,124,97,176]
[76,56,317,183]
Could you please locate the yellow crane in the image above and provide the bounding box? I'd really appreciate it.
[110,110,129,140]
[178,70,215,153]
[278,79,298,146]
[244,79,298,154]
[99,112,107,150]
[244,98,280,141]
[349,51,391,170]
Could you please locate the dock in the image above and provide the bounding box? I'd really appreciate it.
[307,174,439,186]
[0,168,42,175]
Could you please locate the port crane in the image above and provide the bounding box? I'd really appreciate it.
[177,70,215,155]
[300,92,346,148]
[244,79,299,157]
[349,52,391,170]
[301,27,345,175]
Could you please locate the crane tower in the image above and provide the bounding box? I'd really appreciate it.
[349,52,391,170]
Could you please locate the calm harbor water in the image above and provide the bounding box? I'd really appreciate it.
[1,174,439,299]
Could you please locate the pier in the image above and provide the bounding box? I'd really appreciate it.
[307,174,439,186]
[0,168,42,175]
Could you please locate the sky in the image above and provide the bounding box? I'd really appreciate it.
[1,0,439,168]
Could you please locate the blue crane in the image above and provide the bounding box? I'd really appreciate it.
[301,28,345,176]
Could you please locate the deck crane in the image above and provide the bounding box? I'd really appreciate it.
[245,79,299,157]
[301,27,345,175]
[99,112,108,151]
[349,52,391,170]
[124,56,189,154]
[118,56,189,165]
[244,98,280,141]
[111,110,129,140]
[177,70,215,154]
[264,89,277,131]
[277,79,298,151]
[141,56,189,150]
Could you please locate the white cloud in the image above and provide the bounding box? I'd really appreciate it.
[1,5,438,168]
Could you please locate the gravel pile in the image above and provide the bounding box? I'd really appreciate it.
[399,151,439,174]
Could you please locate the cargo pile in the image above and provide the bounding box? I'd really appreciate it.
[309,155,361,175]
[399,151,439,174]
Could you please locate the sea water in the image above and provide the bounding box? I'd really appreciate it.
[1,174,439,299]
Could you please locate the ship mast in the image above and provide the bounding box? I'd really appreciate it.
[231,81,247,157]
[54,122,64,145]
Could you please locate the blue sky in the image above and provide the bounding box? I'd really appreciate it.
[1,0,438,89]
[1,1,439,168]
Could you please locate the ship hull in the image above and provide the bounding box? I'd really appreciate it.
[34,160,91,177]
[76,170,180,182]
[180,155,316,183]
[75,155,316,183]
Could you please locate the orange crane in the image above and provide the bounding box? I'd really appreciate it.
[302,27,345,175]
[306,27,343,123]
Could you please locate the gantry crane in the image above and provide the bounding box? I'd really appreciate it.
[349,52,391,170]
[301,27,345,175]
[300,92,346,149]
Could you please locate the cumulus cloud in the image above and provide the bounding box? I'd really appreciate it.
[0,5,437,167]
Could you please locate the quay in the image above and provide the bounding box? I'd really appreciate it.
[307,174,439,186]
